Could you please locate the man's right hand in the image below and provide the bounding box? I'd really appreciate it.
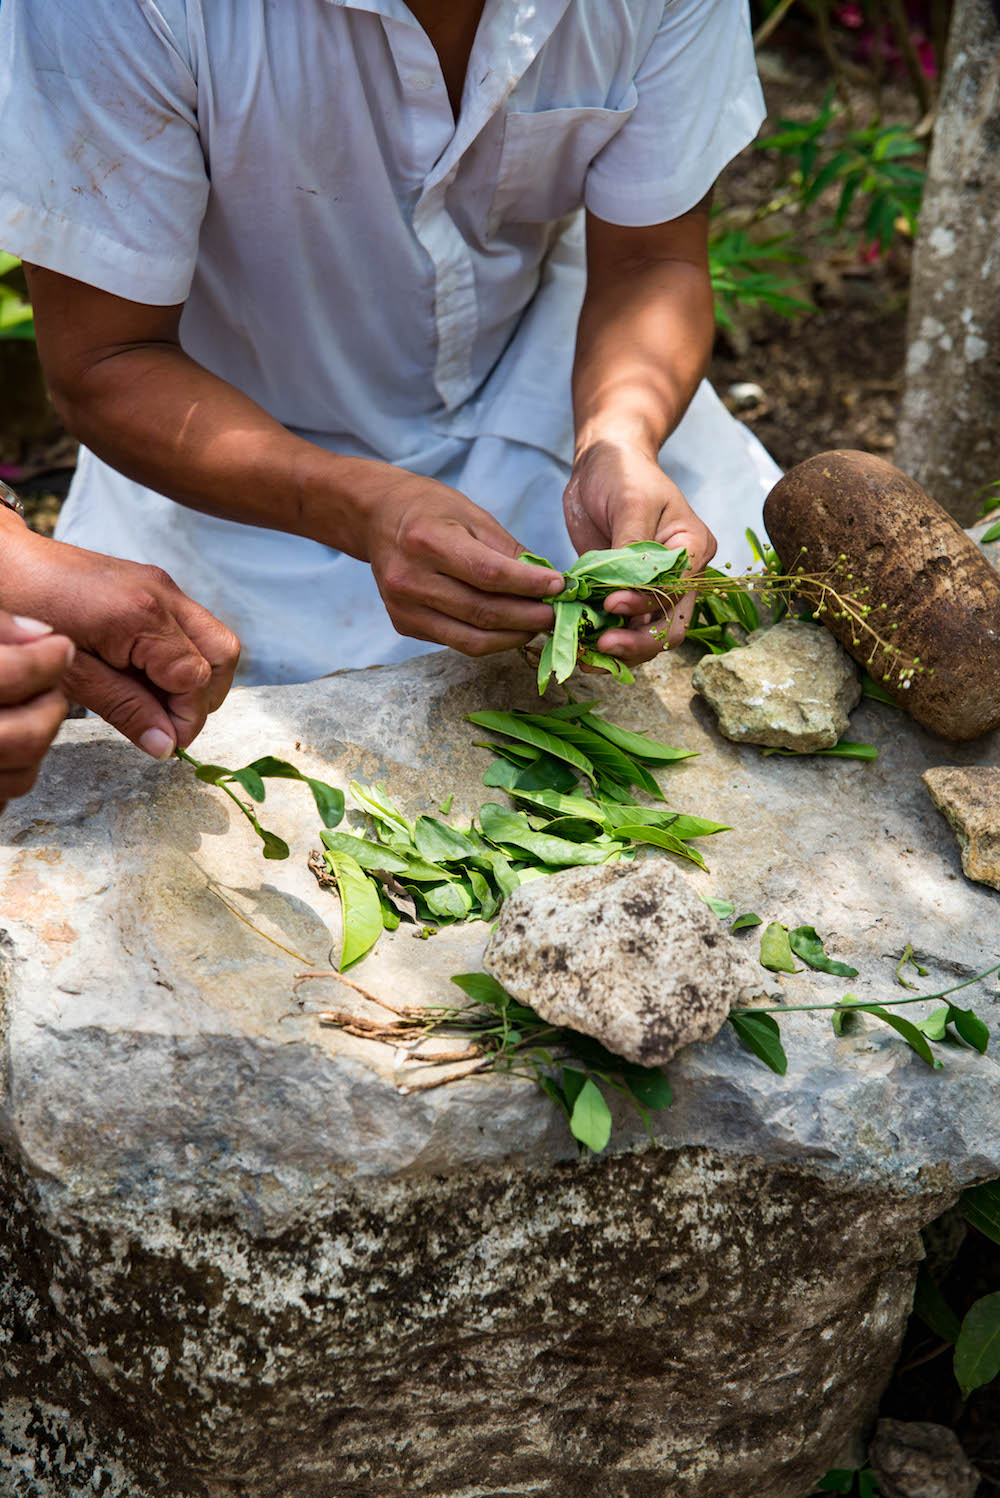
[0,612,72,815]
[1,523,240,758]
[360,472,564,655]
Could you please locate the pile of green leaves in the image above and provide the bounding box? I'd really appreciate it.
[316,700,726,969]
[519,541,690,691]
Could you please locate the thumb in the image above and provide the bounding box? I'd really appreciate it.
[0,611,57,644]
[66,651,179,760]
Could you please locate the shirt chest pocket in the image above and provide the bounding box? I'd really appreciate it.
[487,89,638,239]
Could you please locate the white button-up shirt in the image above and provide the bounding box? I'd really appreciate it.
[0,0,775,683]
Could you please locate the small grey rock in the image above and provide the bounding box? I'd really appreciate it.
[483,860,765,1067]
[923,766,1000,892]
[870,1419,979,1498]
[692,618,861,752]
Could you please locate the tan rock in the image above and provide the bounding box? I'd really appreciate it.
[923,766,1000,891]
[692,618,861,752]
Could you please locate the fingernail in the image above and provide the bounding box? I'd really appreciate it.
[139,728,176,760]
[13,615,53,637]
[63,640,76,668]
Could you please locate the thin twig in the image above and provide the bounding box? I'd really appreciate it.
[209,887,314,964]
[753,0,798,49]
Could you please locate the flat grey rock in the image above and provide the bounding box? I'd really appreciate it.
[484,860,767,1064]
[691,617,862,751]
[2,642,999,1498]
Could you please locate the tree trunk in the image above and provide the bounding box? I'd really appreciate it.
[895,0,1000,524]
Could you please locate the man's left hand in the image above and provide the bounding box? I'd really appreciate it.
[563,439,717,664]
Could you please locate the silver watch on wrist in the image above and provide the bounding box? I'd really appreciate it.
[0,478,25,518]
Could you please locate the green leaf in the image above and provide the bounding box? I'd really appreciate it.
[788,925,859,978]
[245,756,345,827]
[451,972,513,1010]
[913,1268,961,1344]
[815,1472,855,1495]
[422,881,474,921]
[304,778,346,828]
[257,824,291,860]
[703,896,735,919]
[621,1064,673,1111]
[612,823,708,870]
[579,713,698,765]
[863,1005,942,1068]
[575,646,635,683]
[728,1011,788,1075]
[230,766,267,802]
[832,992,867,1036]
[478,803,613,866]
[961,1180,1000,1247]
[567,541,686,588]
[321,849,383,969]
[509,788,609,826]
[377,889,401,931]
[568,1078,613,1153]
[915,1005,951,1042]
[950,1005,990,1054]
[510,755,581,795]
[465,711,596,788]
[860,672,899,706]
[349,781,413,838]
[537,1074,571,1118]
[562,1067,588,1111]
[320,828,410,875]
[732,912,763,931]
[413,815,478,863]
[520,715,663,799]
[954,1291,1000,1397]
[600,806,729,840]
[194,763,236,783]
[980,520,1000,543]
[536,632,557,693]
[760,923,798,973]
[551,600,586,685]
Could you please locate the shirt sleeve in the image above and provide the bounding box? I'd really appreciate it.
[0,0,208,305]
[584,0,765,227]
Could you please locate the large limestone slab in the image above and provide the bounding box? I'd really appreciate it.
[2,642,999,1498]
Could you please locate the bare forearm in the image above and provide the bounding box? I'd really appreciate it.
[573,257,714,461]
[49,342,396,558]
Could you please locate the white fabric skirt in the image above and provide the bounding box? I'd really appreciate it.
[56,380,781,687]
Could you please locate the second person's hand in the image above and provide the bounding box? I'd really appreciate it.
[2,524,241,757]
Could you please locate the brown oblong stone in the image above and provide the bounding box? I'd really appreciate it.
[763,451,1000,741]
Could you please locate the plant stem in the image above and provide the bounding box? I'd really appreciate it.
[731,963,1000,1017]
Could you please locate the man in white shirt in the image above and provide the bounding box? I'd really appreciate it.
[0,0,780,686]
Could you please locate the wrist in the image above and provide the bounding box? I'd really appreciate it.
[573,420,662,467]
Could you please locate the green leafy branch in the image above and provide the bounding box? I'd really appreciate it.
[175,747,344,859]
